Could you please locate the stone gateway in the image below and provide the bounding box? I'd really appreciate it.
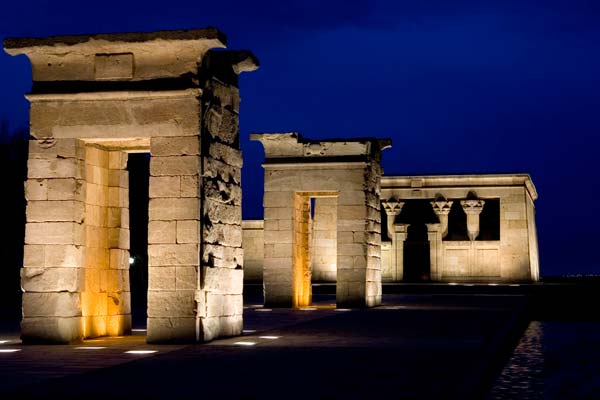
[4,28,258,343]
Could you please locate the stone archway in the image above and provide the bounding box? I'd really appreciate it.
[252,133,391,308]
[4,28,258,343]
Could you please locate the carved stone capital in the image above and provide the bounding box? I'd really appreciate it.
[382,199,404,216]
[460,199,485,240]
[431,200,453,216]
[460,199,485,215]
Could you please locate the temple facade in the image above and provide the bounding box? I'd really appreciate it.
[243,172,539,284]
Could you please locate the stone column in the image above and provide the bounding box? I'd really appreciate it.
[382,200,404,239]
[22,138,86,343]
[382,200,403,282]
[393,223,409,281]
[460,199,485,241]
[425,223,442,281]
[430,197,453,239]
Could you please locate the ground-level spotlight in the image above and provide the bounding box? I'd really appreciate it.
[0,349,21,353]
[255,308,272,312]
[258,336,280,340]
[125,350,157,355]
[131,329,147,332]
[488,283,499,286]
[76,346,106,350]
[129,257,135,265]
[233,341,256,346]
[334,308,351,312]
[448,282,458,286]
[242,330,257,334]
[299,307,317,311]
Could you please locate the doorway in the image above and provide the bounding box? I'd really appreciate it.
[127,153,149,330]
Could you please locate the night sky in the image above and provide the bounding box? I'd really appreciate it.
[1,1,599,277]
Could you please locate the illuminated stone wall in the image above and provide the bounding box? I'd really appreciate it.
[311,197,337,282]
[252,133,390,308]
[6,28,257,343]
[380,175,540,282]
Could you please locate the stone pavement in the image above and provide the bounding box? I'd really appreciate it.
[0,294,528,399]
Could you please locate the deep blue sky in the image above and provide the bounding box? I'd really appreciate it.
[1,1,599,276]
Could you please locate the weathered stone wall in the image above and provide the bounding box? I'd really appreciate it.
[197,73,244,341]
[9,29,258,343]
[241,220,264,281]
[22,139,87,342]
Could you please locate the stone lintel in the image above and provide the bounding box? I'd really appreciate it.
[26,88,202,102]
[251,132,391,159]
[4,28,227,83]
[381,173,538,201]
[4,28,226,49]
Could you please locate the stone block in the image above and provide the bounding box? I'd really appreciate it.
[25,222,84,245]
[148,266,176,290]
[202,244,244,268]
[28,158,83,179]
[150,155,200,176]
[149,176,181,198]
[176,266,198,290]
[201,267,243,294]
[21,267,83,293]
[28,138,84,160]
[148,221,177,244]
[177,220,199,244]
[151,136,200,156]
[149,198,199,221]
[148,244,199,266]
[218,315,243,337]
[26,200,85,223]
[203,223,241,247]
[25,179,48,201]
[48,178,84,201]
[147,290,195,317]
[180,175,199,197]
[109,249,129,269]
[22,292,82,317]
[86,146,109,168]
[203,157,241,184]
[108,151,127,170]
[21,316,83,343]
[147,317,196,343]
[204,201,241,225]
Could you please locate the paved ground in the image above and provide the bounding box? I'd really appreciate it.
[0,293,528,399]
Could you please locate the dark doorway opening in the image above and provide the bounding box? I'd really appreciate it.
[398,200,437,282]
[127,153,149,329]
[404,224,431,282]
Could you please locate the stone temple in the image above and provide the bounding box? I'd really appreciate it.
[4,28,539,344]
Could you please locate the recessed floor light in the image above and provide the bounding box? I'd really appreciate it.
[255,309,272,312]
[131,329,147,332]
[334,308,351,312]
[0,340,11,344]
[488,283,499,286]
[76,346,106,350]
[0,349,21,353]
[242,330,257,334]
[448,282,458,286]
[125,350,157,354]
[233,341,256,346]
[258,336,280,340]
[299,307,317,311]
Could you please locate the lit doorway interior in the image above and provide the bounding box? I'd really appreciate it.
[292,192,338,308]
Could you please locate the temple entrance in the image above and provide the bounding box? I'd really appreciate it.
[398,200,438,282]
[292,192,337,308]
[404,224,430,282]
